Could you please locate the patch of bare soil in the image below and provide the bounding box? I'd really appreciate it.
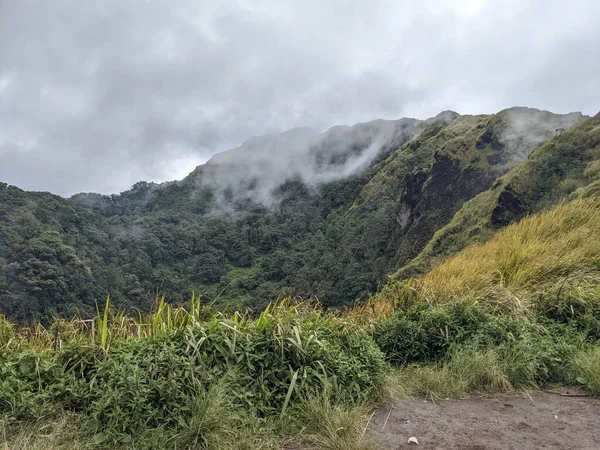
[367,392,600,450]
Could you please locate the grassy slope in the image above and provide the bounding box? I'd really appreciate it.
[395,112,600,278]
[370,195,600,400]
[411,197,600,313]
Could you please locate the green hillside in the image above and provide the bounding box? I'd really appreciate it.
[394,111,600,279]
[380,196,600,314]
[0,108,591,322]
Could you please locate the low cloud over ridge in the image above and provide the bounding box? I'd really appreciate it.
[0,0,598,196]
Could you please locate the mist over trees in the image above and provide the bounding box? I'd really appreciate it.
[0,108,590,322]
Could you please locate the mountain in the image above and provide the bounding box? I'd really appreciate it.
[70,117,424,215]
[0,107,594,322]
[394,110,600,279]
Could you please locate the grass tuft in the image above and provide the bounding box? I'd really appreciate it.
[572,347,600,394]
[387,347,512,401]
[288,394,378,450]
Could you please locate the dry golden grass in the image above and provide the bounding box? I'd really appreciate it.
[343,296,397,327]
[407,197,600,314]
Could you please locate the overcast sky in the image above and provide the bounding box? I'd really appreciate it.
[1,0,598,196]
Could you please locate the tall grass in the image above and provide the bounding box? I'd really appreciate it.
[287,395,378,450]
[572,347,600,394]
[0,297,387,448]
[0,315,14,348]
[388,347,513,401]
[404,197,600,314]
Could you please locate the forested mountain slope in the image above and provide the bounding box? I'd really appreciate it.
[0,108,591,321]
[394,110,600,279]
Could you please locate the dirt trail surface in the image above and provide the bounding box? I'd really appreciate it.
[367,393,600,450]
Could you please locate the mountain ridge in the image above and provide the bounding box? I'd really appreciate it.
[0,107,595,321]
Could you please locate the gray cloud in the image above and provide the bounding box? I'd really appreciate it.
[498,108,587,163]
[0,0,598,196]
[198,116,422,207]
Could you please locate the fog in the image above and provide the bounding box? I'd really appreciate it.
[498,108,588,163]
[195,117,422,205]
[1,0,598,196]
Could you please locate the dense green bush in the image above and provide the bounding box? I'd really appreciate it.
[0,349,69,421]
[573,346,600,394]
[496,324,583,387]
[374,301,497,364]
[373,300,589,386]
[536,280,600,340]
[0,309,387,444]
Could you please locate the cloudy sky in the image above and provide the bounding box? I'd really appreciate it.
[1,0,598,196]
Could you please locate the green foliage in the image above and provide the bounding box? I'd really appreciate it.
[388,346,512,401]
[287,394,378,450]
[176,381,280,450]
[1,172,385,319]
[0,315,14,347]
[572,347,600,394]
[388,329,588,401]
[0,302,387,445]
[1,296,600,447]
[374,300,592,390]
[536,277,600,339]
[0,350,69,421]
[374,301,498,364]
[497,326,580,387]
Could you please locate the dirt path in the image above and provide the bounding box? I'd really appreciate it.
[367,392,600,450]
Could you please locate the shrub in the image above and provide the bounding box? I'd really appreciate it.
[374,301,496,364]
[572,347,600,394]
[373,299,594,394]
[536,276,600,339]
[1,305,388,444]
[0,350,69,421]
[495,325,582,387]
